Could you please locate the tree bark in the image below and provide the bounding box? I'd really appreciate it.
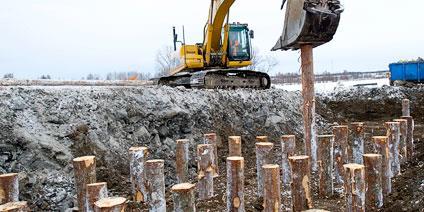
[171,183,196,212]
[350,123,365,164]
[372,136,391,196]
[73,156,96,212]
[94,197,127,212]
[317,135,334,197]
[204,133,219,176]
[0,173,19,204]
[176,140,190,183]
[129,147,148,202]
[289,155,313,212]
[385,122,401,176]
[343,164,365,212]
[228,136,242,157]
[255,142,274,198]
[226,157,245,212]
[363,154,383,211]
[87,182,108,212]
[301,44,317,172]
[263,164,281,212]
[197,144,215,200]
[145,160,166,212]
[281,135,296,209]
[0,201,29,212]
[402,99,410,116]
[333,125,349,186]
[393,119,408,164]
[401,116,415,160]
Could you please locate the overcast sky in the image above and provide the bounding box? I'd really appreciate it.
[0,0,423,79]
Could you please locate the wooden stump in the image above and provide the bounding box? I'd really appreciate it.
[228,136,242,157]
[402,99,410,116]
[87,182,108,212]
[263,164,281,212]
[0,201,29,212]
[145,160,166,211]
[197,144,215,200]
[281,135,296,207]
[73,156,96,212]
[333,125,349,186]
[129,147,148,202]
[343,164,365,212]
[226,157,245,212]
[171,183,196,212]
[0,173,19,204]
[289,155,313,212]
[385,122,401,176]
[255,142,274,198]
[372,136,391,195]
[176,139,190,183]
[363,154,383,211]
[256,136,269,143]
[393,119,408,164]
[94,197,126,212]
[350,123,365,164]
[401,116,415,160]
[204,133,219,176]
[317,135,334,197]
[301,45,317,172]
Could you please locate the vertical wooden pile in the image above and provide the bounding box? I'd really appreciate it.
[363,154,383,210]
[255,142,274,198]
[145,159,166,211]
[393,119,408,163]
[289,155,313,211]
[263,164,281,212]
[317,135,334,197]
[204,133,219,176]
[0,173,19,204]
[176,139,190,183]
[73,156,96,212]
[228,136,242,157]
[372,136,391,195]
[197,144,215,200]
[333,125,349,185]
[343,164,365,212]
[281,135,296,208]
[226,157,245,212]
[129,147,148,202]
[87,182,108,212]
[401,116,414,160]
[385,122,401,176]
[350,123,365,164]
[171,183,196,212]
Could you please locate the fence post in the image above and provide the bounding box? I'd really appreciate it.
[343,164,365,212]
[129,147,148,202]
[145,159,166,211]
[363,154,383,211]
[289,155,313,211]
[0,173,19,204]
[73,156,96,212]
[385,122,401,176]
[226,156,245,212]
[255,142,274,198]
[263,164,281,212]
[171,183,196,212]
[228,136,242,157]
[176,140,190,183]
[350,122,365,164]
[317,135,334,197]
[372,136,391,196]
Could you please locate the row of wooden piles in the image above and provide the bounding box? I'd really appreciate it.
[0,99,415,211]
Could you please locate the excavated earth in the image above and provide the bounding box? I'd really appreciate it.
[0,85,422,211]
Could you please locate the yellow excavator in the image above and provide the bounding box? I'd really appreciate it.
[158,0,343,89]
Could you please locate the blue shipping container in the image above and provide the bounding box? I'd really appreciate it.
[389,61,424,83]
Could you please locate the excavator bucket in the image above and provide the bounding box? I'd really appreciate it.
[272,0,343,51]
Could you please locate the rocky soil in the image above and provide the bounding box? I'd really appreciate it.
[0,85,422,211]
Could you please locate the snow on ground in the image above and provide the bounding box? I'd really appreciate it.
[273,78,390,94]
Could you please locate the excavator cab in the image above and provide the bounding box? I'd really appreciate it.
[227,24,252,61]
[273,0,343,51]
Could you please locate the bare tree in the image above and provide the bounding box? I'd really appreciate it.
[155,46,180,77]
[248,48,279,73]
[3,73,14,79]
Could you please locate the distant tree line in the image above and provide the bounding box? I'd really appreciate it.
[272,70,389,84]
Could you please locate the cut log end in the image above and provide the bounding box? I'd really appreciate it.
[94,197,126,208]
[176,139,189,144]
[255,142,273,147]
[0,173,18,178]
[343,163,365,171]
[263,164,279,169]
[281,135,295,140]
[256,136,268,143]
[129,147,148,152]
[88,182,107,187]
[289,155,310,161]
[363,154,382,158]
[72,156,95,162]
[171,183,196,192]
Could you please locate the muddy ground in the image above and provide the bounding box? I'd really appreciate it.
[0,85,423,211]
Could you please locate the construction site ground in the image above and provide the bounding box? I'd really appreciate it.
[0,84,423,211]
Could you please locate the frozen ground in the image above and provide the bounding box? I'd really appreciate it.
[273,78,390,94]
